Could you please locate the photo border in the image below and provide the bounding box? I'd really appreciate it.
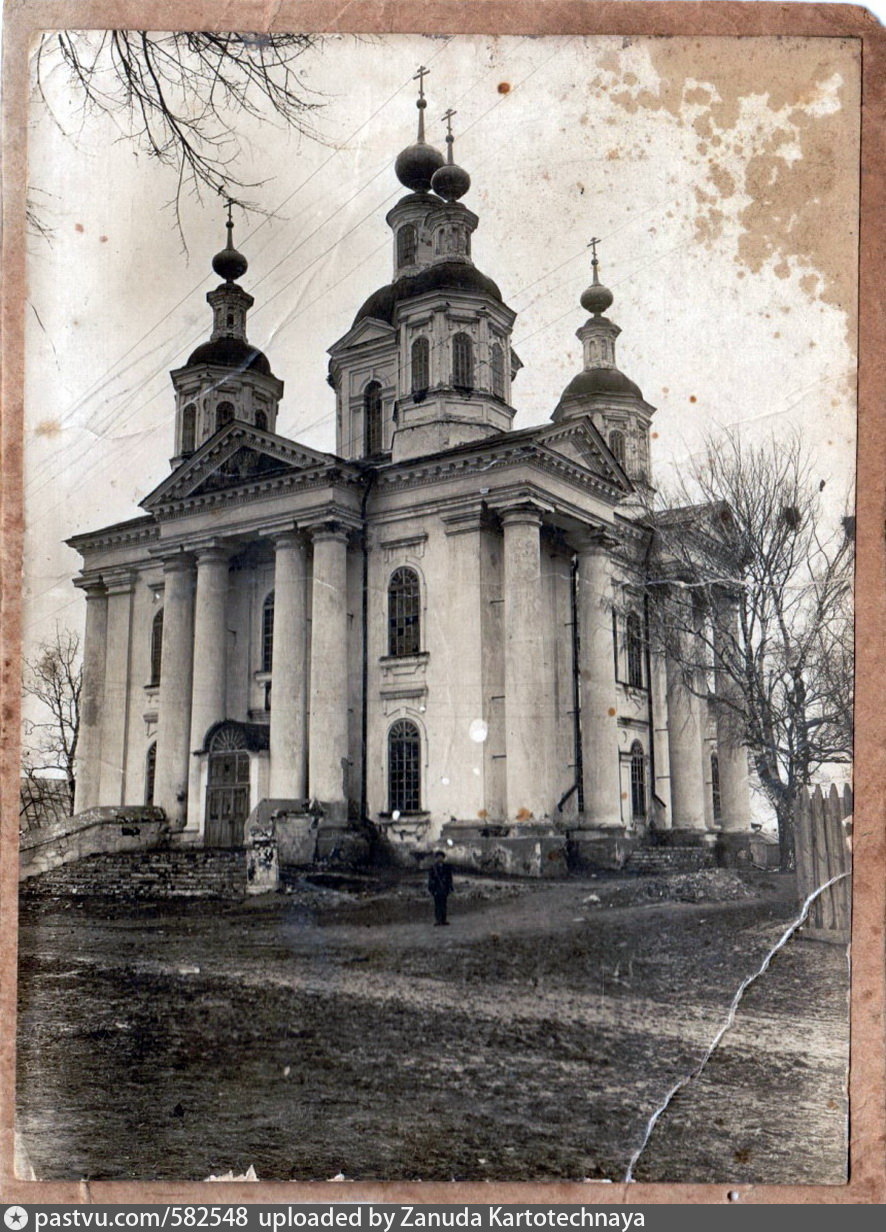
[2,0,883,1205]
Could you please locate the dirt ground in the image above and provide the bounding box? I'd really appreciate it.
[16,869,849,1185]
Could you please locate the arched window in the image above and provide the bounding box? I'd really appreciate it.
[491,342,505,399]
[397,224,417,267]
[364,381,383,456]
[411,337,430,395]
[609,429,626,467]
[435,228,446,255]
[216,401,235,431]
[630,741,647,820]
[452,333,474,388]
[388,719,421,813]
[144,743,157,806]
[181,403,196,454]
[626,611,644,688]
[149,608,164,686]
[255,409,268,431]
[262,591,275,673]
[711,753,722,822]
[388,567,421,657]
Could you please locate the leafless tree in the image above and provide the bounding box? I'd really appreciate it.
[645,431,853,869]
[21,627,82,824]
[32,30,324,236]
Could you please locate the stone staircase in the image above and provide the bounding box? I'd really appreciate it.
[625,845,714,874]
[19,848,247,900]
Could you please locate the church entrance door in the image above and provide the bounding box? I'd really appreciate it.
[205,749,250,847]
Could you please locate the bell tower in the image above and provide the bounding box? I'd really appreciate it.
[169,204,284,468]
[328,73,522,464]
[553,240,655,487]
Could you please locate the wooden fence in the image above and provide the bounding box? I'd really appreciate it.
[794,783,852,944]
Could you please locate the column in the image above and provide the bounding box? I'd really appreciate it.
[308,524,350,819]
[269,531,309,800]
[713,592,751,831]
[98,572,135,805]
[73,580,108,813]
[187,546,231,825]
[501,506,549,822]
[443,510,487,818]
[575,533,622,828]
[154,555,195,829]
[665,593,707,831]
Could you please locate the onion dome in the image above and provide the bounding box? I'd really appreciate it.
[212,206,248,282]
[395,142,445,192]
[581,238,614,316]
[395,65,444,192]
[431,108,471,201]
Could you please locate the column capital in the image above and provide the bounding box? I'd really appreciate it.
[441,503,488,537]
[193,540,232,565]
[101,568,136,596]
[306,521,351,545]
[160,552,196,576]
[572,526,618,556]
[75,574,107,599]
[274,529,308,552]
[498,502,547,530]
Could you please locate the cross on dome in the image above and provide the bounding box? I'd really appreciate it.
[431,107,471,201]
[580,234,614,316]
[212,198,248,283]
[395,65,445,191]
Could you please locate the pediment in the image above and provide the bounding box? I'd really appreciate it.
[141,423,337,510]
[328,316,396,355]
[533,419,632,492]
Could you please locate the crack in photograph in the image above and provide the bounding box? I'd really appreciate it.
[15,27,856,1185]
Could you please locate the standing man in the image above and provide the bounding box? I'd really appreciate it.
[428,851,454,925]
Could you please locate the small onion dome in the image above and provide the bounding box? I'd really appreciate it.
[431,160,470,201]
[395,140,445,192]
[212,239,248,283]
[580,279,614,316]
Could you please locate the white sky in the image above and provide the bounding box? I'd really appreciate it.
[23,31,860,654]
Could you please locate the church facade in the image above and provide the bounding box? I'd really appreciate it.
[68,85,751,869]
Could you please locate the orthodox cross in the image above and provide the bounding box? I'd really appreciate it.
[413,65,430,139]
[442,107,457,137]
[413,65,430,101]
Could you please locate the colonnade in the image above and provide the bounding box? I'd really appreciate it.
[75,506,750,837]
[496,503,749,831]
[76,522,352,830]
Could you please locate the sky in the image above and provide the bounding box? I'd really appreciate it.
[22,31,860,657]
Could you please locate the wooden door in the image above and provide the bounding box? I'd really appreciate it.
[205,750,250,847]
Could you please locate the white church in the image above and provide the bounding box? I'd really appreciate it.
[68,78,752,873]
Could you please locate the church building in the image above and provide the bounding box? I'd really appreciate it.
[68,76,751,871]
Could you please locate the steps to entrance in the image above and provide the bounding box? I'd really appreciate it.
[20,848,246,900]
[625,846,714,874]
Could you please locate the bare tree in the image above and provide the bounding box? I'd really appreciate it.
[645,431,853,869]
[21,627,82,822]
[32,30,324,235]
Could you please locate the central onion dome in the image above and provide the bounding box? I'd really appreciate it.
[431,109,470,201]
[395,140,445,192]
[395,65,444,192]
[212,212,249,283]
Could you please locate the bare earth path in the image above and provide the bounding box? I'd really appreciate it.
[16,872,848,1185]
